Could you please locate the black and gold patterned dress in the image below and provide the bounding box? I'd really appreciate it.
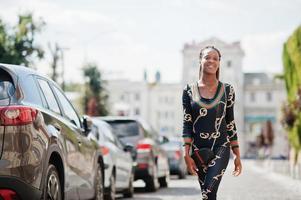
[182,81,238,200]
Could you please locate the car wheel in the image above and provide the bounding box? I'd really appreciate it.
[123,172,134,198]
[178,169,186,179]
[145,165,159,192]
[43,164,62,200]
[94,164,104,200]
[105,173,116,200]
[159,171,169,188]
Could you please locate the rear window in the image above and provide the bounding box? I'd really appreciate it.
[0,69,17,106]
[107,120,140,137]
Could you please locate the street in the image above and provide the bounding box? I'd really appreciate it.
[122,160,301,200]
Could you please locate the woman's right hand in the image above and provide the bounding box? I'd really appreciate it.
[184,155,198,175]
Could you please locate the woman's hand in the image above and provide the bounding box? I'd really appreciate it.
[233,156,242,177]
[184,155,198,175]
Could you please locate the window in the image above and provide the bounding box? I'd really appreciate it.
[37,79,61,114]
[22,75,44,107]
[135,93,140,101]
[266,92,272,102]
[250,92,256,102]
[102,123,116,144]
[52,85,81,128]
[135,108,140,115]
[227,60,232,68]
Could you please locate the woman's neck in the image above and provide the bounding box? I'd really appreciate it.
[198,75,218,86]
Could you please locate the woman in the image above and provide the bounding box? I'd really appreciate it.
[182,46,242,200]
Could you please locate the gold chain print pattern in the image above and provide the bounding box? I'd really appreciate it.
[183,109,192,122]
[227,85,235,108]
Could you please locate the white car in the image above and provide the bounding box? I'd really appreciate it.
[89,118,134,200]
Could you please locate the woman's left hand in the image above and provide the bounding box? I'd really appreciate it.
[233,157,242,177]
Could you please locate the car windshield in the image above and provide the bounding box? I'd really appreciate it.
[107,120,139,137]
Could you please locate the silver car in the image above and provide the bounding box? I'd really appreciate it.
[89,118,134,200]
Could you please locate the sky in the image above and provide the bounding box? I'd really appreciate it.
[0,0,301,83]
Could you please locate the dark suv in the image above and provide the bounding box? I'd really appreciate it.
[0,64,104,200]
[99,116,170,192]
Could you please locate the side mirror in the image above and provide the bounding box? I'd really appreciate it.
[82,115,93,136]
[124,143,137,160]
[159,135,169,144]
[124,143,134,152]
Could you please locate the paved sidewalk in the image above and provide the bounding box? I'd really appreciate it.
[218,159,301,200]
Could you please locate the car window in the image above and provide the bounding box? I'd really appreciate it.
[0,69,17,105]
[22,75,44,108]
[52,85,81,128]
[91,125,100,140]
[101,123,116,144]
[107,120,140,138]
[37,79,61,114]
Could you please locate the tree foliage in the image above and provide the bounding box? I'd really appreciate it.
[82,63,109,116]
[282,25,301,162]
[0,13,45,67]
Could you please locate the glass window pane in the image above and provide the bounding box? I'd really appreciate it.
[52,86,81,128]
[37,79,61,114]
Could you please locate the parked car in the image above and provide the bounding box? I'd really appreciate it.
[88,118,134,200]
[99,116,170,192]
[0,64,104,200]
[161,138,186,179]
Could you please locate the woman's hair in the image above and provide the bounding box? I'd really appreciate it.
[199,46,221,79]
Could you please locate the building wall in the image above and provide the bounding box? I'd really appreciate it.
[106,80,183,137]
[244,75,288,158]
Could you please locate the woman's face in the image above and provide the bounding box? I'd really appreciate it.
[200,49,220,76]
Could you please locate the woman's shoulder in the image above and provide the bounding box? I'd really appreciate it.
[221,82,234,90]
[183,82,197,91]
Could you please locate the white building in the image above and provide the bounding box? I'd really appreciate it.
[106,79,183,137]
[244,73,288,158]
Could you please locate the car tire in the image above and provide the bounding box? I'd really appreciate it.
[105,173,116,200]
[123,172,134,198]
[94,164,104,200]
[159,171,169,188]
[178,170,186,179]
[43,164,62,200]
[145,165,159,192]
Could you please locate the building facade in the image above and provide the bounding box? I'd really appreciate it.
[244,73,288,158]
[106,79,183,137]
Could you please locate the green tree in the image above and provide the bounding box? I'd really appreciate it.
[282,25,301,164]
[82,63,109,116]
[0,13,45,67]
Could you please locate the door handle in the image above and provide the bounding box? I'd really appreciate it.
[77,138,82,146]
[53,123,61,132]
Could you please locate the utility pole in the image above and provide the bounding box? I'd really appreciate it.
[60,47,69,91]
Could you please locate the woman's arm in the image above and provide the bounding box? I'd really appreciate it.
[182,85,198,175]
[225,84,242,176]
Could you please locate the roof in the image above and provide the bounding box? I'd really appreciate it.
[244,73,272,85]
[0,63,38,76]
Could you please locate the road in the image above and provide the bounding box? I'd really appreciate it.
[121,160,301,200]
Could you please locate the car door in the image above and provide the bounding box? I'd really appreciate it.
[36,78,80,200]
[51,85,96,199]
[113,133,133,188]
[102,123,130,188]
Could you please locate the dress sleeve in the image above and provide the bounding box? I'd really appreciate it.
[225,84,239,147]
[182,85,193,138]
